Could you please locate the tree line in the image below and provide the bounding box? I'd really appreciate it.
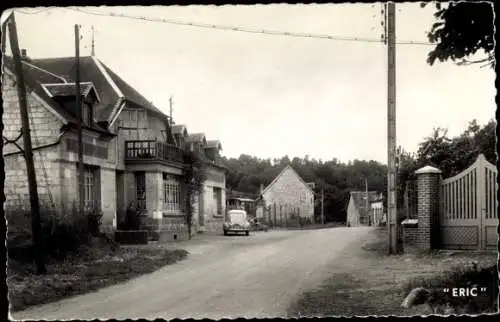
[222,119,496,223]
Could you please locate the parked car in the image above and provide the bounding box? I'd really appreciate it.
[223,209,251,236]
[250,217,268,231]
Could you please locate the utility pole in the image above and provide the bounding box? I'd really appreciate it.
[75,24,85,217]
[365,177,370,226]
[91,25,95,56]
[169,96,174,124]
[8,13,47,274]
[386,2,401,254]
[321,187,324,225]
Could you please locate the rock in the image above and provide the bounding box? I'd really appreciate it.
[402,287,431,308]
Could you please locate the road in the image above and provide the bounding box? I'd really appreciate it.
[11,227,372,320]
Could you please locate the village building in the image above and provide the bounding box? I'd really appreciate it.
[346,191,382,227]
[257,165,315,224]
[2,53,226,236]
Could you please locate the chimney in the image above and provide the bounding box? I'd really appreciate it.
[21,49,27,59]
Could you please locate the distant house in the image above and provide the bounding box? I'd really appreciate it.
[346,191,382,227]
[226,189,259,217]
[370,195,385,226]
[2,53,225,236]
[259,165,315,222]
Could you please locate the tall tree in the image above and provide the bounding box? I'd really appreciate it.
[424,2,495,68]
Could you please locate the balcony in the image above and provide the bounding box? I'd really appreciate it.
[125,140,185,165]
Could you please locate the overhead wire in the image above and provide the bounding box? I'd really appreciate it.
[14,7,435,46]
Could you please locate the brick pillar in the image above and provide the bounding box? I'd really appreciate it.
[415,165,442,251]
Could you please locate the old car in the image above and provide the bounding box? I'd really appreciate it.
[223,209,251,236]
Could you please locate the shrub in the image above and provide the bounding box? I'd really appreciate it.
[7,204,104,262]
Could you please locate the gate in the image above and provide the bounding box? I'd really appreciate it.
[440,154,498,250]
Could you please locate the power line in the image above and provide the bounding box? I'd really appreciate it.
[14,7,434,46]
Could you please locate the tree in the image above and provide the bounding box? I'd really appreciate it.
[424,2,495,68]
[183,150,207,239]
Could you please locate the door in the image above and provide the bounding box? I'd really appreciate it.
[115,171,125,227]
[198,190,205,228]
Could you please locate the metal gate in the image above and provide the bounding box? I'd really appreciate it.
[440,154,498,250]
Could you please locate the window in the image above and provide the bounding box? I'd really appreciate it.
[83,166,99,213]
[163,173,182,212]
[82,104,93,126]
[136,172,146,210]
[213,187,222,214]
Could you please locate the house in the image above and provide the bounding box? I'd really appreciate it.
[2,53,226,236]
[370,195,385,226]
[346,191,381,227]
[258,165,315,222]
[226,189,259,217]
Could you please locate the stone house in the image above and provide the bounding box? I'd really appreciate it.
[346,191,381,227]
[2,53,225,235]
[258,165,315,222]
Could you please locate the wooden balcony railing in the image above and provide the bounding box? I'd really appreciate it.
[125,140,185,164]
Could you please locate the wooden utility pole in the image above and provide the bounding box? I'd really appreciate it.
[90,25,95,56]
[8,13,47,274]
[365,177,370,226]
[386,2,401,254]
[321,187,324,225]
[169,96,174,124]
[75,24,85,217]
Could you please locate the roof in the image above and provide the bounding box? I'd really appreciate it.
[3,56,169,126]
[171,124,188,135]
[2,57,110,134]
[187,133,206,142]
[41,82,100,101]
[205,140,222,150]
[261,165,314,196]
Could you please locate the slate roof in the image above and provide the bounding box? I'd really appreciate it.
[187,133,206,143]
[205,140,222,150]
[3,56,169,127]
[2,56,109,134]
[42,82,99,100]
[171,124,188,135]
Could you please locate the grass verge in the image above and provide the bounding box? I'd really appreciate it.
[8,240,188,312]
[287,228,497,317]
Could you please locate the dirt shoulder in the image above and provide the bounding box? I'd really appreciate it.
[287,228,497,317]
[8,241,188,312]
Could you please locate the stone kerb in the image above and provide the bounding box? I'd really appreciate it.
[414,165,442,251]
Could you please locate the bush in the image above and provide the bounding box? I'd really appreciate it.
[7,205,104,262]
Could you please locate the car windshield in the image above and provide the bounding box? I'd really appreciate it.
[229,212,247,224]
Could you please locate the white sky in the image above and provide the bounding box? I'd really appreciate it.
[2,4,496,164]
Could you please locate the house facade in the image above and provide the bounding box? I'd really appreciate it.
[370,198,385,226]
[346,191,382,227]
[2,53,225,236]
[258,165,315,222]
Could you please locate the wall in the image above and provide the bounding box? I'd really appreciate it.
[262,167,314,220]
[2,71,64,216]
[201,166,226,232]
[346,197,360,227]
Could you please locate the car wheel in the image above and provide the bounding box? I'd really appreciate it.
[223,230,228,236]
[245,231,249,236]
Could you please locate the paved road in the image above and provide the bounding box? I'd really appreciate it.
[11,227,373,320]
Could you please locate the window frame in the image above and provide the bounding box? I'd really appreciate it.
[163,173,182,212]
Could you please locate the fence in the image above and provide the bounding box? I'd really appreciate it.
[263,203,313,229]
[402,154,498,251]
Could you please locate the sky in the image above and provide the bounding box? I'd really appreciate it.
[2,4,496,164]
